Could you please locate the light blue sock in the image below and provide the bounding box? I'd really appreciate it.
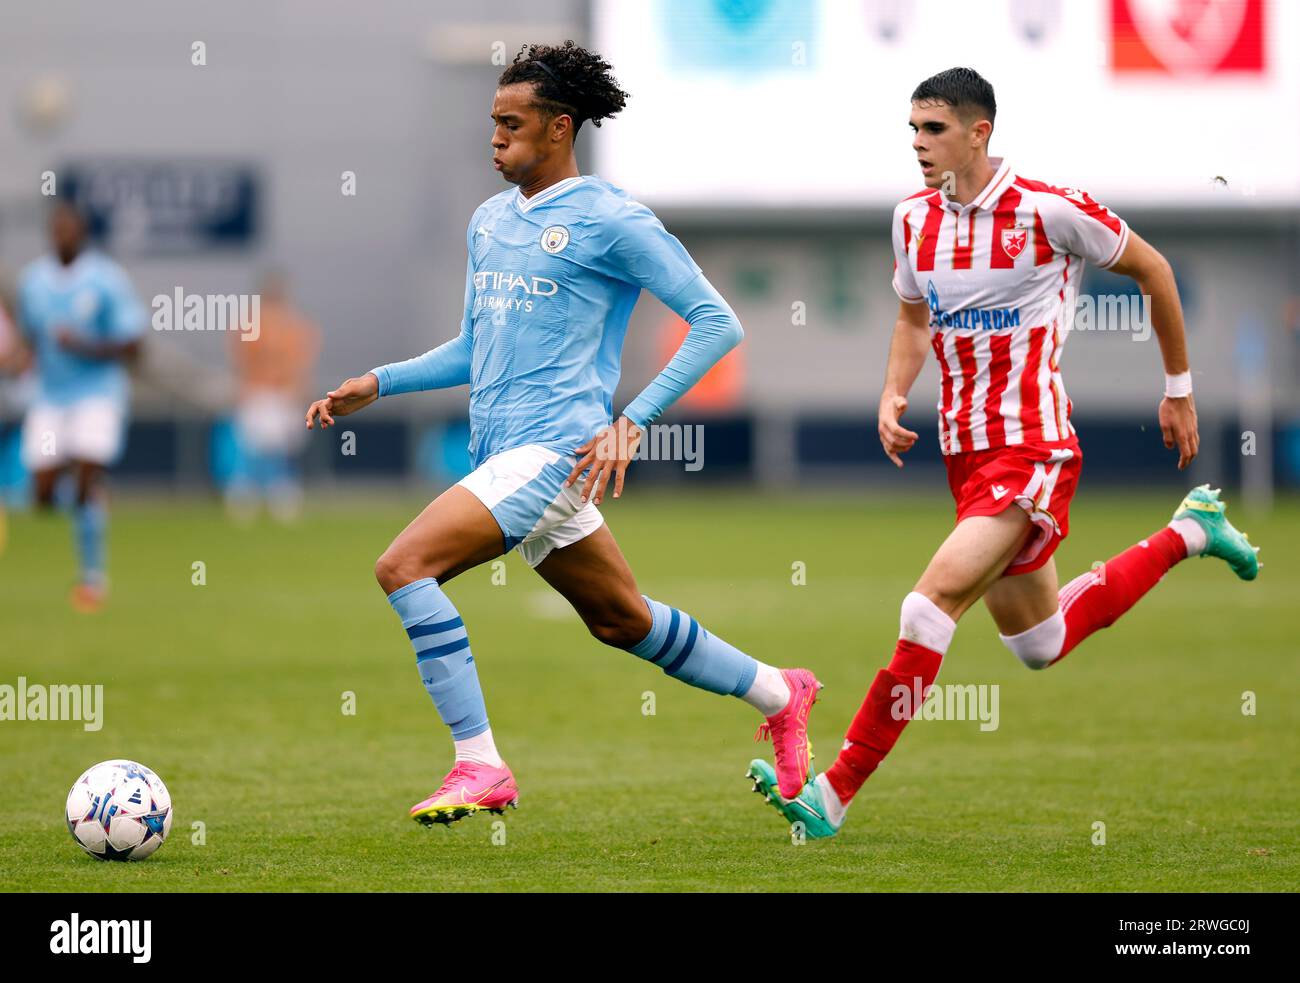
[626,596,757,697]
[73,500,107,587]
[387,578,489,739]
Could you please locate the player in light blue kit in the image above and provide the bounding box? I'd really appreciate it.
[306,42,822,826]
[3,204,145,611]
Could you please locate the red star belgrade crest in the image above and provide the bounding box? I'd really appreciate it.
[1001,225,1028,260]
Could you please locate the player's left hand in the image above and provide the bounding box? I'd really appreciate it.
[566,416,643,505]
[1159,394,1199,470]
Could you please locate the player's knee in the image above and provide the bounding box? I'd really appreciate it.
[373,551,400,593]
[587,600,652,649]
[898,591,958,653]
[1010,646,1054,671]
[374,547,425,595]
[998,610,1065,670]
[587,617,643,649]
[909,573,969,622]
[587,620,631,647]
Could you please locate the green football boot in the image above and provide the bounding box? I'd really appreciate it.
[1172,484,1261,581]
[747,759,843,840]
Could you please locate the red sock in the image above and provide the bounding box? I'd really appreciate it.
[1054,525,1187,664]
[825,639,943,805]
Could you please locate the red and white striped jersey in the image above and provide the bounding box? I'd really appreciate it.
[891,157,1130,455]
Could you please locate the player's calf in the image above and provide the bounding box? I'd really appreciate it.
[751,592,954,837]
[614,594,821,795]
[821,592,954,818]
[998,484,1261,670]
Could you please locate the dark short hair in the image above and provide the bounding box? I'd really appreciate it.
[498,40,629,142]
[911,67,996,126]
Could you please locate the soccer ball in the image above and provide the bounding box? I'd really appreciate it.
[65,760,173,861]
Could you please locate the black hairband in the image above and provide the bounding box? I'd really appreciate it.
[530,59,584,136]
[532,61,578,105]
[532,60,560,84]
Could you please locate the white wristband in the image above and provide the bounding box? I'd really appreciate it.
[1164,371,1193,398]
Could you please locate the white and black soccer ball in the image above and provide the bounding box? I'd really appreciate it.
[65,760,173,861]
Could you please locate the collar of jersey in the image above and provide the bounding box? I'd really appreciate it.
[46,251,93,282]
[514,175,585,214]
[939,157,1012,214]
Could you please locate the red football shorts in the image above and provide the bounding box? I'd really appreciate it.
[943,438,1083,576]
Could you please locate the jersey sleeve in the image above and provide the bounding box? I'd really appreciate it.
[584,199,703,306]
[620,272,743,429]
[891,204,924,303]
[101,262,147,341]
[1036,188,1130,270]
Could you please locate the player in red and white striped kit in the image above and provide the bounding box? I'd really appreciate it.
[749,67,1261,838]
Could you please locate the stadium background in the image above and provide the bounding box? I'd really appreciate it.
[0,0,1296,499]
[1,0,1296,893]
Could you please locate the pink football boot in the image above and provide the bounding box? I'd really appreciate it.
[409,761,519,827]
[754,668,823,799]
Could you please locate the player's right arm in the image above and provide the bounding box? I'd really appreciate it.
[879,299,929,467]
[879,201,930,467]
[306,227,477,431]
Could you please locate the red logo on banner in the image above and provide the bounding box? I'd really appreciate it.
[1110,0,1264,74]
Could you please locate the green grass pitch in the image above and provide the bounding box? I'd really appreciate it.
[1,488,1296,891]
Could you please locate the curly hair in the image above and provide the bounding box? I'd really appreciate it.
[498,40,630,141]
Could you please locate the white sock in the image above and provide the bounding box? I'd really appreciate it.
[742,663,791,717]
[1169,516,1207,556]
[815,773,847,825]
[454,728,503,768]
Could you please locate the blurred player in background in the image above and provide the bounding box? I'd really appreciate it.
[750,68,1262,838]
[0,290,19,553]
[0,202,145,611]
[306,41,821,826]
[226,271,319,523]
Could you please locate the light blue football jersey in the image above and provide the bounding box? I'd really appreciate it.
[18,251,146,406]
[461,175,704,466]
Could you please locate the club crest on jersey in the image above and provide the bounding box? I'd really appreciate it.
[540,225,570,254]
[1000,224,1028,260]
